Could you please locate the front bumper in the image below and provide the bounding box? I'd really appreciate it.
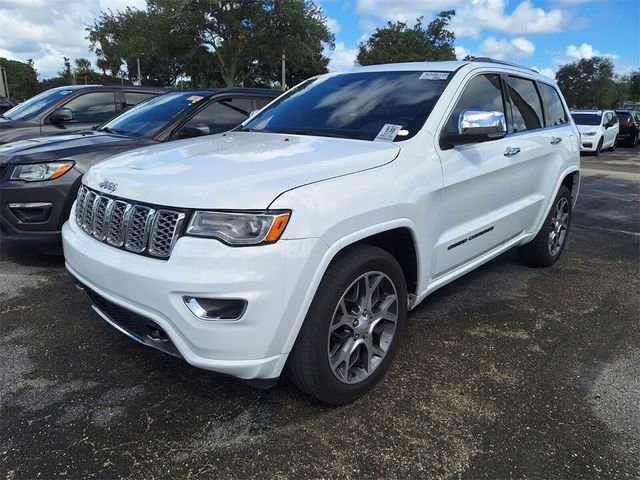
[0,168,81,244]
[62,217,327,380]
[579,137,598,152]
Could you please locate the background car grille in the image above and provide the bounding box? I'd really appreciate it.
[74,185,185,259]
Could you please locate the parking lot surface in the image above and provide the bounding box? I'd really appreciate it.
[1,146,638,479]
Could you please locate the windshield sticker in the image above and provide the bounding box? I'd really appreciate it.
[187,95,204,104]
[419,72,449,81]
[397,129,409,137]
[374,124,403,142]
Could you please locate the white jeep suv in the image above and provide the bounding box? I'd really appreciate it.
[571,109,619,155]
[63,60,580,404]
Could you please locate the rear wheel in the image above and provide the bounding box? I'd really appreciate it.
[518,185,572,267]
[287,245,407,405]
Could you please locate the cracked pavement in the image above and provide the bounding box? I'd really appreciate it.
[1,145,638,479]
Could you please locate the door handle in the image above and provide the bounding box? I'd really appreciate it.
[550,136,563,145]
[504,147,521,157]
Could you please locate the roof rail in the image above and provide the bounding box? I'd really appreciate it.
[469,57,538,73]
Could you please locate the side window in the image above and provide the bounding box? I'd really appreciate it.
[124,92,157,110]
[444,74,505,134]
[539,82,569,127]
[62,92,117,123]
[186,97,253,134]
[253,97,273,110]
[507,76,543,132]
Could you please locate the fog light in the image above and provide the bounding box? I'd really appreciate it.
[183,297,247,321]
[8,202,52,223]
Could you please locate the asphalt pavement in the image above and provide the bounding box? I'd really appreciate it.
[1,145,638,479]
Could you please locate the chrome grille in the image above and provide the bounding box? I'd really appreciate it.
[74,185,185,259]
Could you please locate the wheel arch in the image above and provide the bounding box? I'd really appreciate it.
[280,219,422,356]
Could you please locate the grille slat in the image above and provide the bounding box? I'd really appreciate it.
[74,186,184,259]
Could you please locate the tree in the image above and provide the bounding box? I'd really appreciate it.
[58,57,75,85]
[73,58,100,84]
[151,0,334,87]
[356,11,456,66]
[556,57,617,109]
[0,57,39,99]
[87,5,203,86]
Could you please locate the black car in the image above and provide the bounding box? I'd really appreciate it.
[0,88,279,250]
[0,96,17,115]
[0,85,165,144]
[614,109,640,147]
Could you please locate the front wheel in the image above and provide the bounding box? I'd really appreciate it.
[518,185,572,267]
[594,137,603,156]
[286,245,407,405]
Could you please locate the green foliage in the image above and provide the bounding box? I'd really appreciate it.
[356,11,456,66]
[87,0,333,88]
[0,57,39,100]
[87,5,203,86]
[554,57,635,109]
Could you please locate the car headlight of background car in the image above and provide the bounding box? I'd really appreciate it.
[582,132,597,137]
[10,161,75,181]
[186,210,290,245]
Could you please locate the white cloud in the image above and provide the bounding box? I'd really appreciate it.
[328,42,358,71]
[325,16,342,34]
[452,0,568,39]
[477,36,536,61]
[558,43,619,62]
[0,0,146,79]
[356,0,462,23]
[532,66,556,79]
[454,46,470,60]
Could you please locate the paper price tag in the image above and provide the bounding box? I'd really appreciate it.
[374,124,403,142]
[419,72,449,80]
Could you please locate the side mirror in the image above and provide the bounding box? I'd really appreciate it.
[48,107,74,124]
[175,123,211,139]
[442,110,507,147]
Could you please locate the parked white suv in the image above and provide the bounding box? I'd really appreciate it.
[63,60,580,404]
[571,109,619,155]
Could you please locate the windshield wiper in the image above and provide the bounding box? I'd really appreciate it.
[270,129,357,140]
[99,127,127,135]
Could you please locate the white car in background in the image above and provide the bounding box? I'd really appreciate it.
[571,109,619,155]
[63,60,580,405]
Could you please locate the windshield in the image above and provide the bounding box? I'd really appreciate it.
[2,88,76,121]
[572,113,602,126]
[240,71,451,141]
[98,91,212,136]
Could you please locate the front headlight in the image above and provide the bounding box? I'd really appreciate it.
[186,210,291,246]
[582,131,597,136]
[10,161,74,181]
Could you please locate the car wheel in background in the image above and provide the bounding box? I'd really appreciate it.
[594,137,603,156]
[287,245,407,405]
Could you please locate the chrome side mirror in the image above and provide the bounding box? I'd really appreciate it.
[442,110,507,148]
[458,110,507,136]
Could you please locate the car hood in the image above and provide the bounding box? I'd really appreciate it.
[84,132,401,209]
[0,131,140,165]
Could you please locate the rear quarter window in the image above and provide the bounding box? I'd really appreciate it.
[539,83,570,127]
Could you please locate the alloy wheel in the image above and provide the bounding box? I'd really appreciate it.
[548,197,569,256]
[327,271,398,384]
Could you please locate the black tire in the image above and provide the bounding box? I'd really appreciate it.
[286,244,407,405]
[518,185,572,267]
[594,137,603,156]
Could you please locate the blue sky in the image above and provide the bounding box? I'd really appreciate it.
[0,0,637,79]
[319,0,640,77]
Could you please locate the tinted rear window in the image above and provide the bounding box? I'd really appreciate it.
[572,113,602,126]
[616,112,633,123]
